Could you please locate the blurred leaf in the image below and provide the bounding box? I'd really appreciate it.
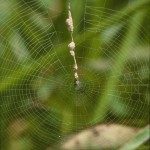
[102,24,123,43]
[72,0,84,34]
[99,0,150,30]
[37,0,54,8]
[119,126,150,150]
[29,11,51,32]
[111,91,130,118]
[92,9,146,123]
[0,0,12,25]
[37,78,57,101]
[88,58,111,72]
[9,30,30,63]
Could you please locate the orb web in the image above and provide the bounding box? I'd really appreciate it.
[0,0,149,149]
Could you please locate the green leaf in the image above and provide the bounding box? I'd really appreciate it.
[92,9,147,123]
[102,24,123,43]
[119,126,150,150]
[0,0,12,25]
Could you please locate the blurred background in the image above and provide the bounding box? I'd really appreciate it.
[0,0,149,150]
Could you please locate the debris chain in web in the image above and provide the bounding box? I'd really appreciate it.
[66,1,79,87]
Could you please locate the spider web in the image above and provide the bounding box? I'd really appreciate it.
[0,0,149,149]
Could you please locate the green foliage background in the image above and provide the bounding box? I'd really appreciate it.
[0,0,149,150]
